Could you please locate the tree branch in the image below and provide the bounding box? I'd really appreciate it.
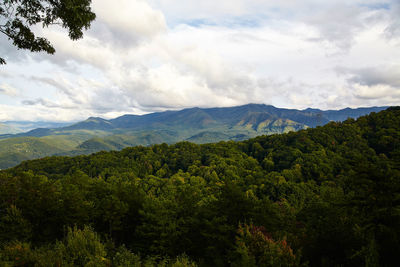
[0,28,13,39]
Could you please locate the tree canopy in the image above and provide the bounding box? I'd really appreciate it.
[0,0,96,64]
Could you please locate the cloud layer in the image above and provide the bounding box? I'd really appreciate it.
[0,0,399,121]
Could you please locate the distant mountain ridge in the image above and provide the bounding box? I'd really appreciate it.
[0,104,389,169]
[0,123,20,135]
[17,104,387,135]
[0,121,71,135]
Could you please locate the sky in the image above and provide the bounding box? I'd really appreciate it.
[0,0,399,122]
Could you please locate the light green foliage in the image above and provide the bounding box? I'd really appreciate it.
[113,247,197,267]
[55,226,109,266]
[0,226,108,266]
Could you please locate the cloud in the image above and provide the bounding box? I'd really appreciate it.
[352,83,400,100]
[335,65,400,105]
[0,84,19,97]
[337,65,400,88]
[30,76,72,93]
[27,75,133,113]
[0,103,98,122]
[152,0,393,51]
[301,5,366,51]
[29,76,86,105]
[384,2,400,39]
[0,71,12,78]
[1,0,399,122]
[92,0,167,39]
[31,21,272,113]
[22,98,66,108]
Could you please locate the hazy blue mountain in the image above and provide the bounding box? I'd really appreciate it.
[0,104,389,169]
[303,106,388,122]
[0,123,21,134]
[1,121,72,133]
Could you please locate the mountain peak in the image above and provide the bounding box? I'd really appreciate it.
[86,116,106,121]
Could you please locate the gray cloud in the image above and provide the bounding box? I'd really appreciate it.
[302,4,366,51]
[22,98,69,109]
[30,76,70,91]
[336,65,400,87]
[27,75,137,114]
[335,65,400,105]
[0,83,19,97]
[0,71,12,78]
[29,76,82,102]
[384,2,400,39]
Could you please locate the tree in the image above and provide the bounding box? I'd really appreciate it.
[0,0,96,64]
[231,224,301,267]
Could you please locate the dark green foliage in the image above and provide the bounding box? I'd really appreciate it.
[0,108,399,266]
[0,0,95,64]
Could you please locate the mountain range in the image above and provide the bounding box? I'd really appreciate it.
[0,104,388,169]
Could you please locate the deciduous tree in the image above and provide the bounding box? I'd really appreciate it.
[0,0,95,64]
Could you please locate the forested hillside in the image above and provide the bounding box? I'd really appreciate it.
[0,107,399,266]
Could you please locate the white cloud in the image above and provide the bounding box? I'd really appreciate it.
[92,0,167,38]
[0,84,19,97]
[334,64,400,107]
[0,0,398,121]
[353,83,400,100]
[0,104,81,122]
[151,0,393,51]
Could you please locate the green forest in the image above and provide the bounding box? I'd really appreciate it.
[0,107,399,266]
